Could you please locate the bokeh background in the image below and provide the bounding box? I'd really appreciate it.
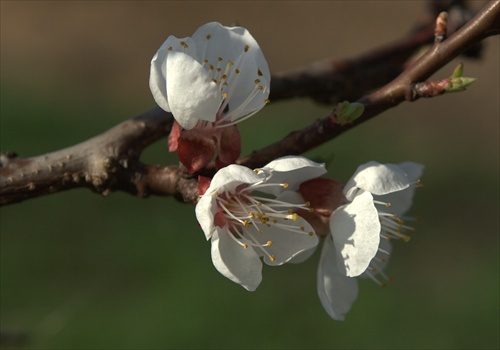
[1,1,498,349]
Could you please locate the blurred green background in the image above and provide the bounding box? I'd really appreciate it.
[1,1,498,349]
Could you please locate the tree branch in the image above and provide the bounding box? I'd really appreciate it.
[238,0,500,169]
[0,108,175,204]
[1,0,498,206]
[269,0,476,104]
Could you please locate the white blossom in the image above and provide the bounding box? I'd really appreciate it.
[150,22,270,130]
[318,161,423,320]
[195,156,325,291]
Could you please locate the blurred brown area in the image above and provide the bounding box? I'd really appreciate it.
[1,1,431,108]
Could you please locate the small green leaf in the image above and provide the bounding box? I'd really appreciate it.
[336,102,364,125]
[450,63,464,78]
[445,77,477,93]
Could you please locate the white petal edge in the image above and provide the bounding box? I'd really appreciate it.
[330,191,381,277]
[344,161,411,200]
[374,162,424,215]
[207,164,263,195]
[317,236,359,321]
[166,51,222,129]
[149,36,196,113]
[195,195,216,240]
[260,156,327,195]
[211,228,262,291]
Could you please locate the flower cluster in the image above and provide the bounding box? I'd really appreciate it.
[150,22,424,322]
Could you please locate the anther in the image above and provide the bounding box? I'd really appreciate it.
[269,256,275,262]
[257,86,264,91]
[308,231,314,237]
[266,241,273,246]
[206,34,211,40]
[218,57,223,62]
[257,68,263,76]
[244,45,249,52]
[168,46,173,51]
[254,79,261,84]
[282,183,289,188]
[243,243,248,249]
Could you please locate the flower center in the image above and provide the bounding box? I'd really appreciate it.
[199,36,269,128]
[214,181,314,262]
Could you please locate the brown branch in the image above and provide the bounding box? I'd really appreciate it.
[238,0,500,170]
[1,0,497,206]
[0,107,176,205]
[268,0,478,104]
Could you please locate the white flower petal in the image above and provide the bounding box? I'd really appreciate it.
[211,228,262,291]
[248,216,318,266]
[375,187,416,216]
[227,78,270,122]
[317,236,359,321]
[191,22,270,122]
[374,162,424,215]
[195,195,216,240]
[191,22,270,78]
[330,191,381,277]
[289,245,318,264]
[260,156,327,196]
[344,161,411,200]
[166,51,222,129]
[149,36,196,113]
[207,164,263,195]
